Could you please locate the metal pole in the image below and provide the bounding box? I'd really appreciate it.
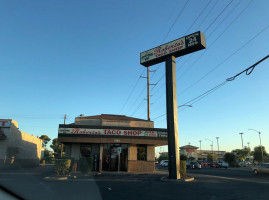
[61,114,67,158]
[199,140,202,158]
[239,133,244,149]
[248,129,264,163]
[259,132,264,163]
[216,137,219,161]
[165,55,180,179]
[147,67,150,121]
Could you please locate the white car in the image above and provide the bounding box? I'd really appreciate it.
[218,162,228,168]
[160,160,168,167]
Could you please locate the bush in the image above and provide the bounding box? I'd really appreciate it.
[180,160,186,178]
[180,155,187,161]
[79,157,93,173]
[54,159,71,175]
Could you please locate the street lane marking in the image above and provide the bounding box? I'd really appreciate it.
[192,174,269,184]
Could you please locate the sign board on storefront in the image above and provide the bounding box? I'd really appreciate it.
[0,120,11,128]
[58,127,167,138]
[140,31,206,67]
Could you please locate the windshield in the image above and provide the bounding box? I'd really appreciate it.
[1,1,269,200]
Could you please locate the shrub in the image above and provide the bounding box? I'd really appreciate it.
[54,159,71,175]
[180,155,187,161]
[79,157,93,173]
[180,160,186,178]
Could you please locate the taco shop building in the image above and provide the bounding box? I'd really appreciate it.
[58,114,167,172]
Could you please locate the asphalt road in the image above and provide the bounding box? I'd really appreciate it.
[1,165,269,200]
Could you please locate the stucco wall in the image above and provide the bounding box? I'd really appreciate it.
[127,144,155,172]
[0,120,42,168]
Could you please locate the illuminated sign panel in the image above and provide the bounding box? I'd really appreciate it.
[140,31,206,67]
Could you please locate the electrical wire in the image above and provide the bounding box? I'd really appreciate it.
[153,55,269,122]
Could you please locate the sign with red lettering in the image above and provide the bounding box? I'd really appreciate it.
[186,149,194,153]
[58,127,167,138]
[0,120,11,127]
[140,31,206,67]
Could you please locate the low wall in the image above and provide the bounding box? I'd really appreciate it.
[128,160,155,172]
[0,158,40,168]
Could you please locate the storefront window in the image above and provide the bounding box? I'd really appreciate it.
[137,144,147,161]
[80,145,92,157]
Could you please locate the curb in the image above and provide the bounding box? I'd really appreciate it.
[43,176,68,181]
[160,175,195,182]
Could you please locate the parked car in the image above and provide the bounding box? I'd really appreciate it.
[187,161,201,169]
[218,162,228,168]
[239,161,251,166]
[208,162,220,168]
[162,160,168,167]
[252,163,269,175]
[160,160,168,167]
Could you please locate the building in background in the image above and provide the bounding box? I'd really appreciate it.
[58,114,167,172]
[197,150,226,161]
[0,119,43,168]
[180,145,199,160]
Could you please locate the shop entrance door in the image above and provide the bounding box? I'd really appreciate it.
[102,144,128,171]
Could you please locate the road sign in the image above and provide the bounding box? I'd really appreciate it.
[140,31,206,67]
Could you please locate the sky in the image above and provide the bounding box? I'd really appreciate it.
[0,0,268,155]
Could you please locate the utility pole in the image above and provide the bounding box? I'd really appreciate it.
[61,114,66,158]
[199,140,202,159]
[141,69,156,121]
[147,67,150,121]
[216,137,219,161]
[239,133,244,149]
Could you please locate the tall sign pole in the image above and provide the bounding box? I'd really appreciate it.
[140,31,206,179]
[166,55,180,179]
[147,67,150,121]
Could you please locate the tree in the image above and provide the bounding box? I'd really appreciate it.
[158,152,168,163]
[232,147,250,161]
[188,157,196,161]
[253,146,268,162]
[223,152,237,166]
[50,138,63,158]
[39,135,51,148]
[207,153,217,162]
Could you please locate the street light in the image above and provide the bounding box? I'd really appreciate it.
[239,133,244,149]
[216,137,219,161]
[177,104,192,108]
[248,129,264,163]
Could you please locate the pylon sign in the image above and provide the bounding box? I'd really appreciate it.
[139,31,206,180]
[140,31,206,67]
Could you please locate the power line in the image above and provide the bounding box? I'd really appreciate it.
[197,0,220,29]
[227,55,269,81]
[175,0,253,85]
[203,0,234,33]
[160,0,190,45]
[119,69,145,114]
[184,0,213,35]
[123,0,191,116]
[180,24,269,95]
[153,55,269,122]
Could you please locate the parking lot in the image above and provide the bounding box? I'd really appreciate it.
[1,165,269,200]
